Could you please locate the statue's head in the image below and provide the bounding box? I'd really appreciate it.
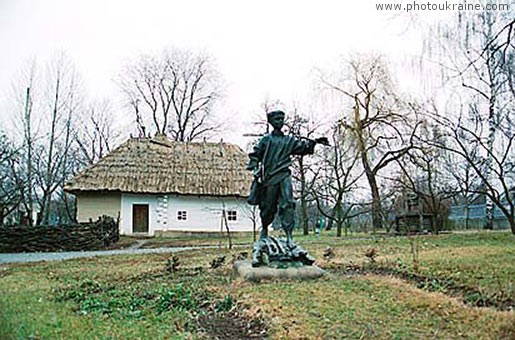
[267,110,285,130]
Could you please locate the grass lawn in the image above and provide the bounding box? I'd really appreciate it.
[1,231,514,339]
[116,228,385,249]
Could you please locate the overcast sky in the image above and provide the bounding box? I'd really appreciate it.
[0,0,444,145]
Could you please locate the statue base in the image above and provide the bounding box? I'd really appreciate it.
[233,260,325,282]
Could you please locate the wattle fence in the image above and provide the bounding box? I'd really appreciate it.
[0,216,119,253]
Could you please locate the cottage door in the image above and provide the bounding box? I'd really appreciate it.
[132,204,149,233]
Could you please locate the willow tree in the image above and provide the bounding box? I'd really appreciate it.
[324,56,420,232]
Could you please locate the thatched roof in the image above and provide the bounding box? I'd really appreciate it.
[65,135,251,197]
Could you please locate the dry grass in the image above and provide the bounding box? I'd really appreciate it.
[233,274,513,339]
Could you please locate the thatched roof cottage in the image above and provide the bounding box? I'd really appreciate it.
[65,135,253,235]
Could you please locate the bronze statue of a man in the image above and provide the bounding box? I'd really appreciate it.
[247,110,328,267]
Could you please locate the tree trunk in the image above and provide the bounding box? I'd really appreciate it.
[24,87,34,226]
[464,200,470,230]
[299,156,309,235]
[366,171,383,232]
[484,92,496,230]
[484,26,497,230]
[419,194,424,232]
[40,77,61,225]
[222,209,232,249]
[336,203,342,237]
[63,192,75,223]
[354,106,383,232]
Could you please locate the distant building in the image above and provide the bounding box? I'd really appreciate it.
[391,190,450,233]
[448,188,514,230]
[65,135,253,236]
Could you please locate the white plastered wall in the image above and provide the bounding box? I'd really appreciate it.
[76,192,121,222]
[120,193,253,235]
[120,193,158,236]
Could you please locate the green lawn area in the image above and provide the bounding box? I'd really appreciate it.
[117,228,386,249]
[1,231,514,339]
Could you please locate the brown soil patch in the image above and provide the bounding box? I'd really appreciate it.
[197,309,268,340]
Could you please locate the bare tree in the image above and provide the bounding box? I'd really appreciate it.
[287,107,325,235]
[0,133,23,224]
[6,60,41,225]
[442,138,482,230]
[5,53,123,225]
[323,56,421,232]
[424,1,515,229]
[118,48,222,141]
[241,204,259,242]
[33,54,84,224]
[74,99,119,166]
[428,105,515,233]
[7,54,86,225]
[393,120,453,233]
[312,124,362,237]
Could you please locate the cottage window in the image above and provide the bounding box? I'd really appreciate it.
[227,210,237,221]
[177,210,187,221]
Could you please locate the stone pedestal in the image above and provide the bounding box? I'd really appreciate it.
[233,260,325,282]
